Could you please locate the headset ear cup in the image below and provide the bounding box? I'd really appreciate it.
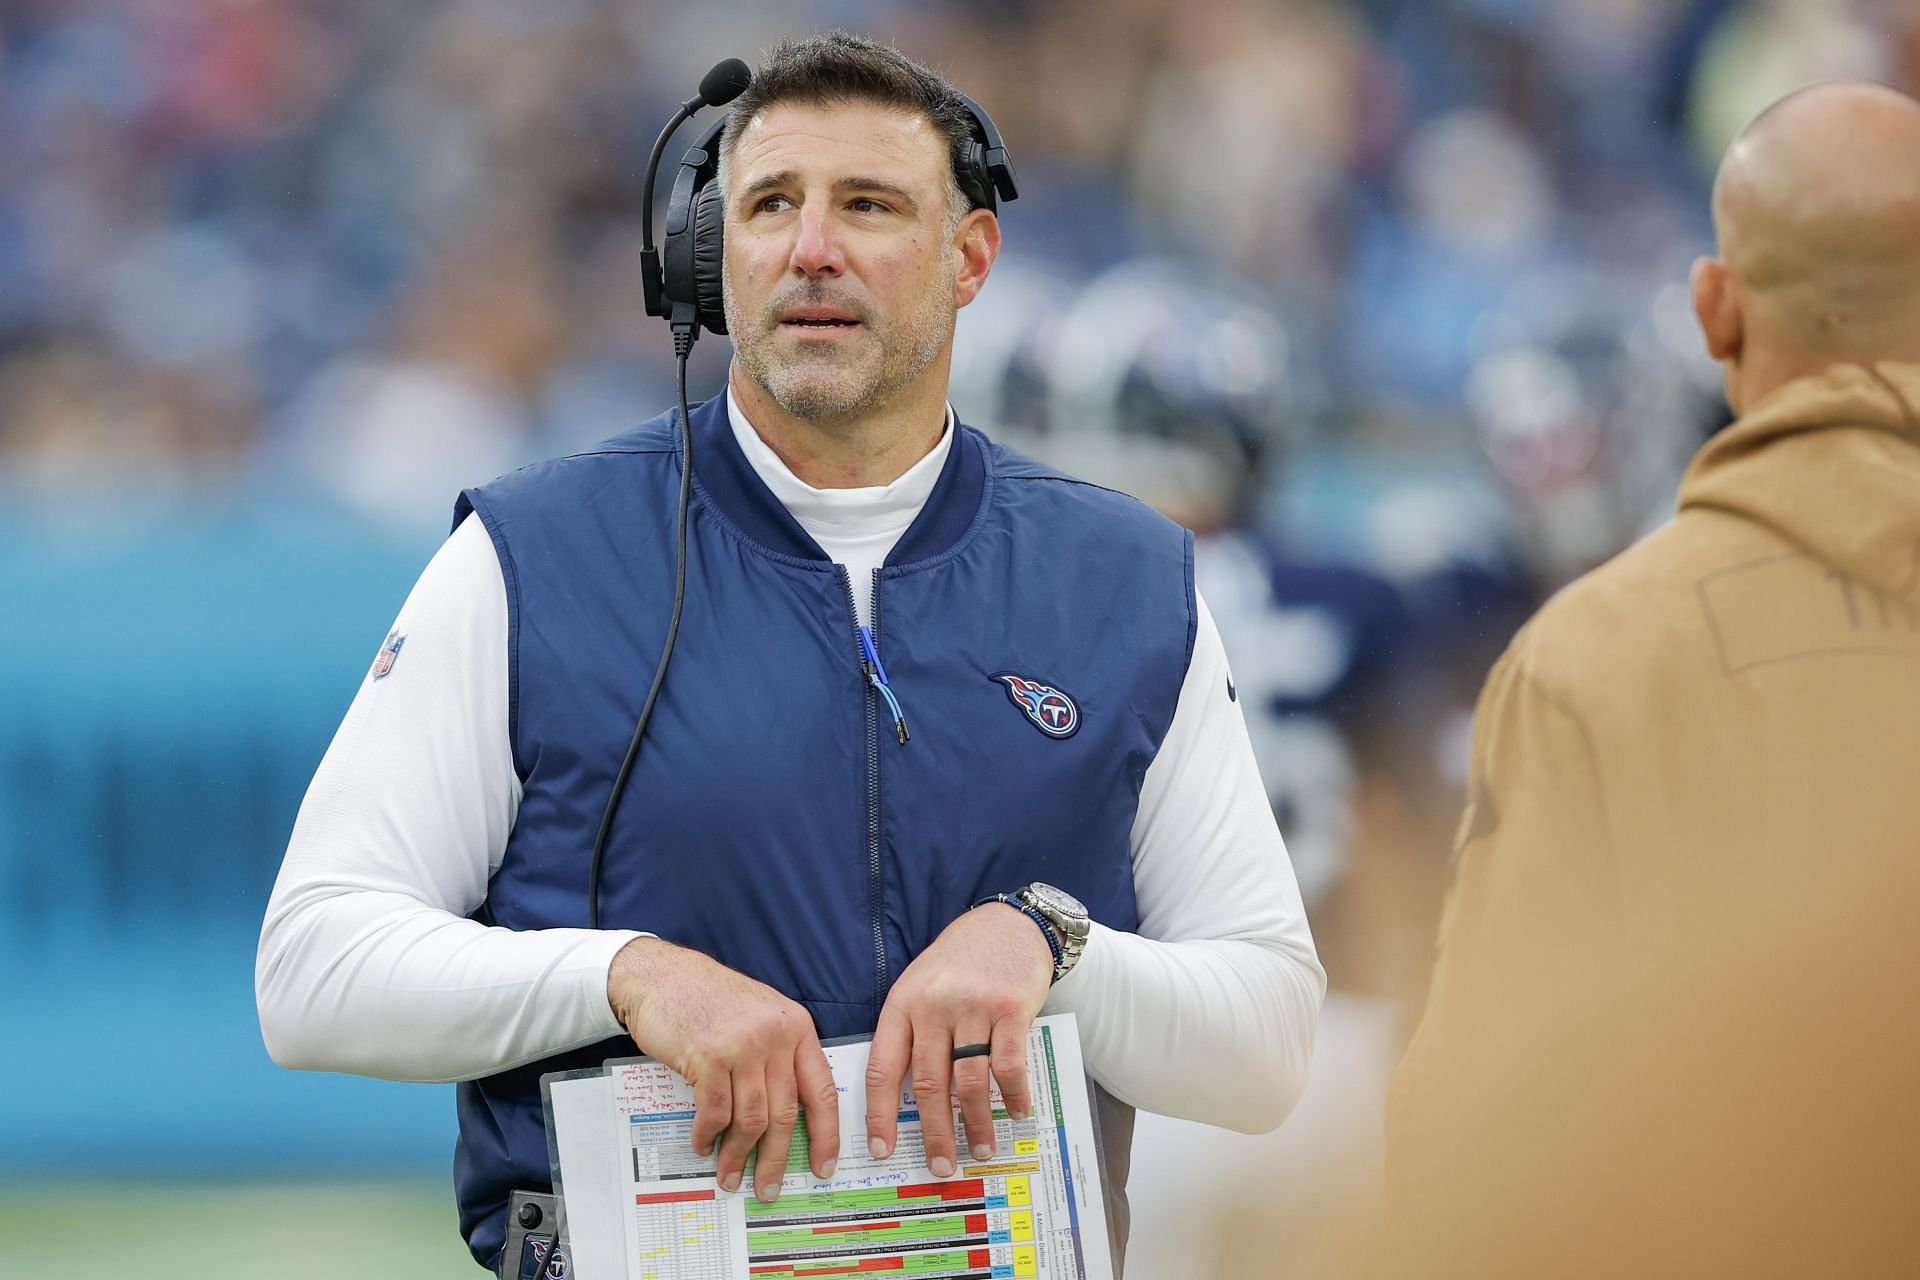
[954,139,992,217]
[692,181,728,335]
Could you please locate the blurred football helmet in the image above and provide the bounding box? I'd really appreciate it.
[1466,272,1727,587]
[1034,257,1307,532]
[949,254,1075,445]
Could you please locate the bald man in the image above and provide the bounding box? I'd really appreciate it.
[1382,83,1920,1279]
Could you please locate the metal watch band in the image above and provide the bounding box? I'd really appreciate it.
[1015,884,1088,982]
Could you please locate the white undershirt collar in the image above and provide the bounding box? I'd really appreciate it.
[724,385,954,556]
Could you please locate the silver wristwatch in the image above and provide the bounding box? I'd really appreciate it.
[1016,882,1090,982]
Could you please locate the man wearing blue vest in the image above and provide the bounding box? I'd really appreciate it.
[258,32,1323,1273]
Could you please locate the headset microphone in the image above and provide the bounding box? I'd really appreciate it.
[696,57,753,106]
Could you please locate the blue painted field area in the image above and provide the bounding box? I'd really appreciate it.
[0,508,460,1180]
[2,934,458,1174]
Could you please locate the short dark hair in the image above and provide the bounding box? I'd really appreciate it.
[719,31,976,225]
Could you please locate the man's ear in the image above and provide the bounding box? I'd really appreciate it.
[952,208,1000,310]
[1691,256,1744,364]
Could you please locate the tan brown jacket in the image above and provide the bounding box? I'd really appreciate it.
[1384,363,1920,1278]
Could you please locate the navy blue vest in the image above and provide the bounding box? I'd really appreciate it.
[450,396,1194,1269]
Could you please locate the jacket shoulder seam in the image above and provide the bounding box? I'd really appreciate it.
[1498,638,1618,874]
[458,492,529,781]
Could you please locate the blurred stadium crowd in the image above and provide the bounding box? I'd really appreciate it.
[4,0,1920,1233]
[7,0,1920,983]
[3,0,1911,526]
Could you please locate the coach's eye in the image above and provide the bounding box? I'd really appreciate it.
[758,194,793,213]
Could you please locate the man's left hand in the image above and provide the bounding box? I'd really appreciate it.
[864,902,1053,1176]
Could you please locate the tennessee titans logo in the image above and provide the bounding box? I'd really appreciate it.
[992,672,1081,738]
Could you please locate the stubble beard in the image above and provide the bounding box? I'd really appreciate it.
[725,270,955,425]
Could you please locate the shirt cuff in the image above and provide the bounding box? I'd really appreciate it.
[581,929,654,1040]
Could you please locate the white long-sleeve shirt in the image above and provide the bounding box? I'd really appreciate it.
[257,395,1324,1134]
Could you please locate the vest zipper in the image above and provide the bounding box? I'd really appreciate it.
[842,567,892,1007]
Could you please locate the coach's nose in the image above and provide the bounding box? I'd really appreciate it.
[789,200,847,279]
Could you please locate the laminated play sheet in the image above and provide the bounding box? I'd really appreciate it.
[545,1014,1114,1280]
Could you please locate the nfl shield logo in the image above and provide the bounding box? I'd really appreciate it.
[371,630,406,680]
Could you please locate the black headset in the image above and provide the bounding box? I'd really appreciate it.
[589,62,1018,931]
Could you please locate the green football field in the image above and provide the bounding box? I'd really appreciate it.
[1,1179,481,1279]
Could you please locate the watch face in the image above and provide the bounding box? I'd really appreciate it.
[1027,882,1086,920]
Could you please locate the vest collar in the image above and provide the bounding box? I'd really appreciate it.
[687,392,989,568]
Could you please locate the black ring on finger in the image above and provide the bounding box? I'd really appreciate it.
[951,1042,992,1061]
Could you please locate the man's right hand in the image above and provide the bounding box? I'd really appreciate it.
[607,937,839,1202]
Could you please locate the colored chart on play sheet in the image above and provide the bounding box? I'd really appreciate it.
[604,1015,1113,1280]
[744,1177,1041,1278]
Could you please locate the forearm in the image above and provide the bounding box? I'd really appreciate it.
[256,878,637,1082]
[1044,922,1323,1132]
